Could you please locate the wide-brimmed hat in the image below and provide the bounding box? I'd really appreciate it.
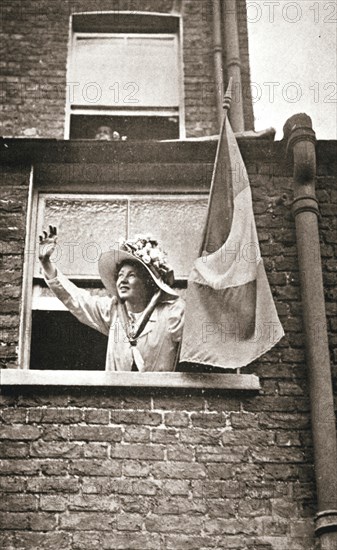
[98,237,178,301]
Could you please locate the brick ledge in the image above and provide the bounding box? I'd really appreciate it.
[0,369,260,390]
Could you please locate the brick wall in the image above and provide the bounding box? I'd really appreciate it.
[0,0,254,139]
[0,138,336,549]
[0,164,31,368]
[0,387,316,550]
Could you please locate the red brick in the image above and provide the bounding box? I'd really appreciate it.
[110,443,164,461]
[0,476,27,493]
[82,476,117,495]
[120,495,153,514]
[123,426,150,443]
[0,531,72,550]
[40,495,69,511]
[110,410,162,426]
[69,459,121,477]
[68,426,122,442]
[164,534,218,549]
[60,512,116,531]
[83,409,109,424]
[100,532,162,550]
[205,518,258,535]
[152,396,205,411]
[208,499,238,519]
[190,412,225,428]
[205,465,234,480]
[0,494,38,511]
[28,407,83,424]
[151,461,206,480]
[69,495,119,512]
[166,445,195,462]
[271,498,299,519]
[258,413,310,430]
[0,511,57,530]
[230,412,259,429]
[0,425,41,440]
[180,428,222,445]
[39,459,68,476]
[238,498,271,517]
[116,513,143,531]
[196,445,249,463]
[0,408,27,423]
[131,480,160,496]
[122,460,150,478]
[0,442,29,457]
[145,513,203,534]
[162,480,190,496]
[155,497,207,515]
[251,447,306,464]
[27,476,80,493]
[0,458,41,476]
[164,412,190,427]
[151,428,179,444]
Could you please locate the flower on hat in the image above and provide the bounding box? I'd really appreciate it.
[121,236,174,286]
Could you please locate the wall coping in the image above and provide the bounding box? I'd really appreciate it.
[1,138,335,171]
[0,136,283,165]
[0,369,260,390]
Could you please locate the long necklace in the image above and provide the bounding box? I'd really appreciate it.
[116,290,162,371]
[118,290,162,346]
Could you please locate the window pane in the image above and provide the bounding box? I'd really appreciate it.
[71,35,179,107]
[35,195,208,279]
[129,198,208,278]
[35,197,128,278]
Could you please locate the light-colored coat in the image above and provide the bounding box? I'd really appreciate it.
[47,271,185,372]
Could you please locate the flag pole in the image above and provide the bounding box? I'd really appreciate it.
[199,78,233,255]
[223,77,233,115]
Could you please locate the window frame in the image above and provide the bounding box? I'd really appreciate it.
[64,11,185,140]
[19,171,211,372]
[11,141,260,391]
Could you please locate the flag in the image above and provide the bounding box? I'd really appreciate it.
[180,115,284,369]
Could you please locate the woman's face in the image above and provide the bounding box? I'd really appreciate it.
[116,263,150,306]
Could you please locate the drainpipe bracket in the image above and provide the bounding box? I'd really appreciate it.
[286,126,316,157]
[315,510,337,536]
[292,195,319,217]
[226,57,242,69]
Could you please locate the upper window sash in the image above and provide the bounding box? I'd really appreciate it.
[69,33,180,109]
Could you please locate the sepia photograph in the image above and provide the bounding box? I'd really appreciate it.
[0,1,336,548]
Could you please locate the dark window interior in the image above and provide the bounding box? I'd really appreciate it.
[30,311,228,373]
[70,115,179,141]
[30,311,107,370]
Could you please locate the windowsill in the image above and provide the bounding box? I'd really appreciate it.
[0,369,260,390]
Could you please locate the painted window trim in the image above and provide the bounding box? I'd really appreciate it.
[0,369,261,391]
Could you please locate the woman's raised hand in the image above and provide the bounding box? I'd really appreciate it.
[38,225,58,279]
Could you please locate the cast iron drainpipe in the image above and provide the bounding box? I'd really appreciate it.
[212,0,225,128]
[284,114,337,549]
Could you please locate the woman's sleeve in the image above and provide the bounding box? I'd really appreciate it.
[46,270,115,336]
[167,297,185,343]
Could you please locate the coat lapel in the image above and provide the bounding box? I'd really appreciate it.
[137,308,157,338]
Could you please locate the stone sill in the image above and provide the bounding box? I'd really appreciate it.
[0,369,260,390]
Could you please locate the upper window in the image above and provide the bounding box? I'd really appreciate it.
[66,12,184,140]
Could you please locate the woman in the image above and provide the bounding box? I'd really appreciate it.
[38,226,184,372]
